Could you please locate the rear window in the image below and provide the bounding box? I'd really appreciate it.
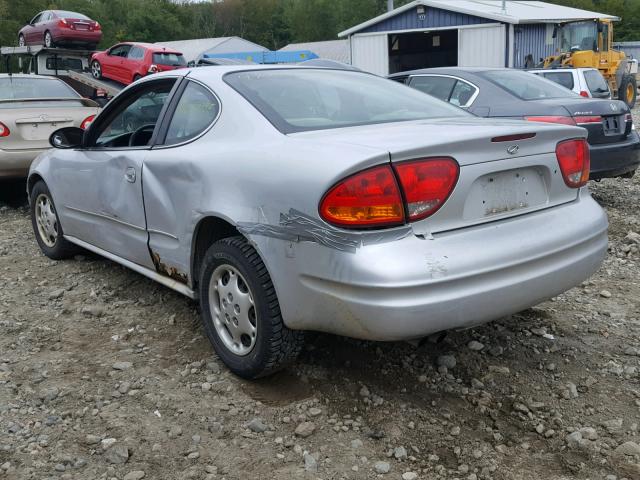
[409,76,457,102]
[542,71,574,90]
[0,77,80,100]
[153,53,186,66]
[225,69,468,133]
[54,11,89,19]
[584,70,610,95]
[481,70,577,100]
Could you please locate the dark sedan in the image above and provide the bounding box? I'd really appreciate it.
[390,68,640,180]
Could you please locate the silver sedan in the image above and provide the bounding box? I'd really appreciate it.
[28,66,608,378]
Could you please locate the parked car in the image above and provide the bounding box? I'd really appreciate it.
[391,67,640,180]
[18,10,102,49]
[527,67,612,99]
[28,66,607,378]
[91,43,186,86]
[0,74,99,179]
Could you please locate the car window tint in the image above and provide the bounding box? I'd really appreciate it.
[128,47,145,60]
[449,80,477,107]
[31,13,42,24]
[153,53,186,66]
[408,76,456,102]
[111,45,131,57]
[481,70,577,100]
[0,77,79,100]
[94,80,174,148]
[164,82,219,145]
[226,69,467,134]
[542,72,574,90]
[584,70,609,95]
[41,12,51,21]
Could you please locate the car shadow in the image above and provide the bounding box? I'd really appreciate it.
[0,179,28,208]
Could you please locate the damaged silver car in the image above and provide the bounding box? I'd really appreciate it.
[28,66,608,378]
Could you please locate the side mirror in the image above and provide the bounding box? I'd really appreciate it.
[50,127,84,149]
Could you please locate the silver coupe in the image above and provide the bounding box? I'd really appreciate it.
[28,66,608,378]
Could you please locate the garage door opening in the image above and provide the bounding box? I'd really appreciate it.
[388,30,458,74]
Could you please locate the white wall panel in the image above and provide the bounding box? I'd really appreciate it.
[458,25,506,67]
[351,34,389,76]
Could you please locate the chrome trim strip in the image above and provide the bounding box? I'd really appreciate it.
[147,228,179,240]
[64,235,195,299]
[64,205,146,232]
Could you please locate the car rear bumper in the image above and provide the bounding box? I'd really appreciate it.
[589,131,640,179]
[0,148,47,178]
[262,193,608,341]
[53,29,102,44]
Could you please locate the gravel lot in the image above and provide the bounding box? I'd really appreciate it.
[2,115,640,480]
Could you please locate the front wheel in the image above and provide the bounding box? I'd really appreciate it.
[30,181,79,260]
[198,236,304,379]
[91,60,102,79]
[619,74,637,108]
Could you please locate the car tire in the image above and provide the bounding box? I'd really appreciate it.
[198,236,304,379]
[133,74,142,83]
[91,60,102,79]
[18,34,25,47]
[619,74,637,108]
[44,31,54,48]
[30,181,79,260]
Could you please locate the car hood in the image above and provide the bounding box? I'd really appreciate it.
[290,117,584,166]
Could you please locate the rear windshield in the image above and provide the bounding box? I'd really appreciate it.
[481,70,577,100]
[0,77,80,100]
[54,11,89,19]
[153,53,186,66]
[225,69,468,133]
[584,70,609,95]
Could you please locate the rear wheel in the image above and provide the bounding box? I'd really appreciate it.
[619,74,637,108]
[132,74,142,83]
[18,34,25,47]
[30,181,79,260]
[198,236,304,379]
[44,31,54,48]
[91,60,102,79]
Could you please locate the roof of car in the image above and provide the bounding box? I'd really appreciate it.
[185,64,368,81]
[117,42,183,53]
[389,67,505,78]
[0,73,61,80]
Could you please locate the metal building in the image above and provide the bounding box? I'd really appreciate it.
[154,37,268,64]
[614,41,640,60]
[338,0,618,76]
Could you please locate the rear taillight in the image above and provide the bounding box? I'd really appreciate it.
[80,115,95,130]
[525,116,576,126]
[94,22,101,30]
[0,122,10,137]
[393,158,459,221]
[320,165,404,228]
[556,139,590,188]
[579,90,590,97]
[148,64,159,74]
[58,18,70,28]
[574,115,602,124]
[319,158,459,228]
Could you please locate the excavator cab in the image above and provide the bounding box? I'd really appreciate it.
[543,19,637,107]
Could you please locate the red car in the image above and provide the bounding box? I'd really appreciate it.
[18,10,102,49]
[90,43,187,85]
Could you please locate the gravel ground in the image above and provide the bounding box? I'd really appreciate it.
[1,114,640,480]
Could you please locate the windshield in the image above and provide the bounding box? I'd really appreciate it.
[480,70,578,100]
[225,69,468,133]
[558,21,598,52]
[55,10,90,19]
[153,53,186,66]
[0,77,80,100]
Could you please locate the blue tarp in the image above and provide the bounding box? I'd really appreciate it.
[202,50,319,64]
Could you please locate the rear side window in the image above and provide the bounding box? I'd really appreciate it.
[409,76,456,102]
[542,71,574,90]
[153,53,186,67]
[164,82,219,145]
[584,70,609,95]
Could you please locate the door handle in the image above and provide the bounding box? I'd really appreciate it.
[125,167,136,183]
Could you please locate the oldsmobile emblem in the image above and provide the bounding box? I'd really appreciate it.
[610,103,618,112]
[507,145,519,155]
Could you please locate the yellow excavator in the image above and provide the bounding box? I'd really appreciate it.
[542,19,637,108]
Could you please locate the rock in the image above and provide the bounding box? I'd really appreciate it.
[104,445,129,464]
[39,386,59,402]
[579,427,598,441]
[468,341,484,351]
[101,438,117,450]
[402,472,418,480]
[394,446,408,460]
[308,407,322,417]
[81,305,105,317]
[168,426,183,439]
[600,290,612,298]
[246,418,268,433]
[625,347,640,357]
[112,361,132,371]
[566,431,583,449]
[488,365,510,374]
[48,289,65,300]
[625,231,640,245]
[294,422,316,438]
[616,442,640,457]
[450,426,461,436]
[437,355,456,369]
[374,461,391,474]
[351,439,363,449]
[85,434,101,445]
[603,418,624,434]
[303,452,317,472]
[124,471,145,480]
[359,386,371,397]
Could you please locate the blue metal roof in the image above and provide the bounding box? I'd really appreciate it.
[203,50,318,64]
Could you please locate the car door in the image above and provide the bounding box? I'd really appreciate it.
[125,46,146,83]
[103,45,131,83]
[141,80,221,282]
[50,77,180,268]
[25,12,43,43]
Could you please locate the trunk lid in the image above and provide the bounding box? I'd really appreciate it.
[293,118,584,233]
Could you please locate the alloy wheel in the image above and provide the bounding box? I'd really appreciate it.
[35,193,58,248]
[91,61,101,79]
[208,265,257,356]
